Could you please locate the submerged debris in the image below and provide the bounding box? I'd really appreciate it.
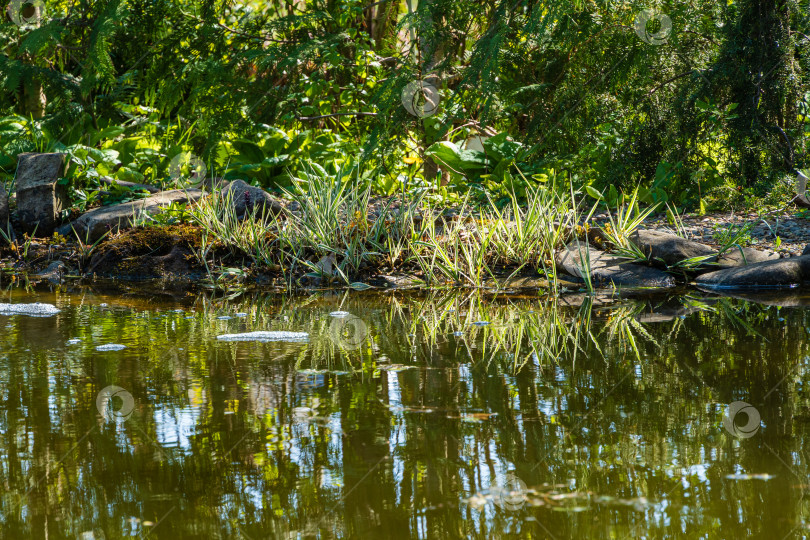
[725,473,776,481]
[96,344,126,351]
[216,331,310,343]
[0,302,60,317]
[467,483,654,513]
[377,364,418,372]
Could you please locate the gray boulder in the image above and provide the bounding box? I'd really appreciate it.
[630,229,714,266]
[803,244,810,256]
[715,247,780,267]
[631,229,777,270]
[57,189,203,241]
[15,152,69,236]
[32,261,66,282]
[220,179,283,219]
[696,255,810,289]
[556,242,676,288]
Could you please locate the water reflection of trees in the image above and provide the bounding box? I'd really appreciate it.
[0,287,808,538]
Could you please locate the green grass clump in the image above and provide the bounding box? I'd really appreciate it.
[188,166,585,290]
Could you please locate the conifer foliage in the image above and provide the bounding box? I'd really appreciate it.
[1,0,808,204]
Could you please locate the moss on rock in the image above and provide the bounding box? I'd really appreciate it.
[88,225,205,279]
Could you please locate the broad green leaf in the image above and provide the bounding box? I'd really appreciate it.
[483,133,523,162]
[585,186,603,200]
[608,184,618,204]
[425,141,489,174]
[116,166,145,183]
[231,139,265,164]
[88,126,125,146]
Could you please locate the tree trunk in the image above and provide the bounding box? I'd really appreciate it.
[371,0,399,50]
[716,0,800,184]
[20,3,47,119]
[419,3,450,186]
[23,76,46,119]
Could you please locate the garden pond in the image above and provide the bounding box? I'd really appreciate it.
[0,282,809,539]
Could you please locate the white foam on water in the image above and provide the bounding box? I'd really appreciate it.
[67,338,81,345]
[96,344,126,351]
[216,331,309,343]
[329,311,351,318]
[0,303,61,317]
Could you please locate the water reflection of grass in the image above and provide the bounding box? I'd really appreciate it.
[212,289,667,375]
[3,285,810,538]
[141,288,782,380]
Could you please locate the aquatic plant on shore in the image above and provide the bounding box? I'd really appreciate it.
[188,166,585,289]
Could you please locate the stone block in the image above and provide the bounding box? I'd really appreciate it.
[16,152,68,236]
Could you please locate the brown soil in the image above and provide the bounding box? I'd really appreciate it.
[88,224,206,280]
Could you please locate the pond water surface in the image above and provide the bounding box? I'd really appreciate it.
[0,283,809,539]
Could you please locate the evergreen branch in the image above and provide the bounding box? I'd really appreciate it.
[179,9,297,44]
[296,112,378,121]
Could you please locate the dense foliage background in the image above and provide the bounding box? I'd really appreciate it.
[2,0,809,211]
